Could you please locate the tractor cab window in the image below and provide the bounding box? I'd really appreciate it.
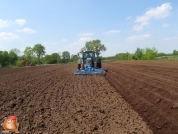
[84,53,91,59]
[88,53,93,58]
[84,52,94,59]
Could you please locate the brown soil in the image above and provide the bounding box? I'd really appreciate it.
[0,64,152,134]
[104,61,178,134]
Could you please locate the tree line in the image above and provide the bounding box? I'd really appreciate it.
[0,39,107,67]
[1,39,178,67]
[80,40,178,61]
[106,48,178,61]
[0,44,79,67]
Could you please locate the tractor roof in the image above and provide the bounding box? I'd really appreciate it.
[83,50,95,53]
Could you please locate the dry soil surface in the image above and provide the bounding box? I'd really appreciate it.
[0,64,152,134]
[104,61,178,134]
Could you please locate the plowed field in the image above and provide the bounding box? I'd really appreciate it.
[0,61,177,134]
[104,61,178,134]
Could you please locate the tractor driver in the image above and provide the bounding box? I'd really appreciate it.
[85,53,93,67]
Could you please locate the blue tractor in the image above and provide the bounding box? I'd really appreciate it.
[74,50,107,75]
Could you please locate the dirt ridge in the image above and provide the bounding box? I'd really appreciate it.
[104,61,178,134]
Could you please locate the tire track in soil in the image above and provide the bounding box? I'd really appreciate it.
[104,61,178,134]
[0,64,152,134]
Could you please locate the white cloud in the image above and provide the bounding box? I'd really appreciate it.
[79,32,94,36]
[133,22,150,31]
[164,37,178,41]
[133,3,172,31]
[0,32,20,40]
[126,16,132,19]
[127,34,151,42]
[15,19,26,25]
[102,30,120,35]
[69,37,91,47]
[79,37,91,42]
[0,19,9,28]
[135,3,172,23]
[62,39,67,41]
[0,19,27,28]
[162,23,169,28]
[63,37,92,54]
[16,28,36,33]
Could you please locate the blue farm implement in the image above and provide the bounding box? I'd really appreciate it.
[74,65,106,75]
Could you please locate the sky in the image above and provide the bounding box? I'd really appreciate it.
[0,0,178,57]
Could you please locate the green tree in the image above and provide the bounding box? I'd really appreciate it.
[24,47,34,64]
[8,50,18,65]
[116,52,132,60]
[47,53,61,64]
[0,51,9,67]
[135,48,144,60]
[115,54,119,60]
[62,51,70,63]
[70,54,78,62]
[44,55,51,64]
[173,50,178,55]
[144,47,157,60]
[33,44,46,65]
[81,39,106,56]
[11,48,21,56]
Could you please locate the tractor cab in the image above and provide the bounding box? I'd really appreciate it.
[75,50,105,75]
[82,51,95,68]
